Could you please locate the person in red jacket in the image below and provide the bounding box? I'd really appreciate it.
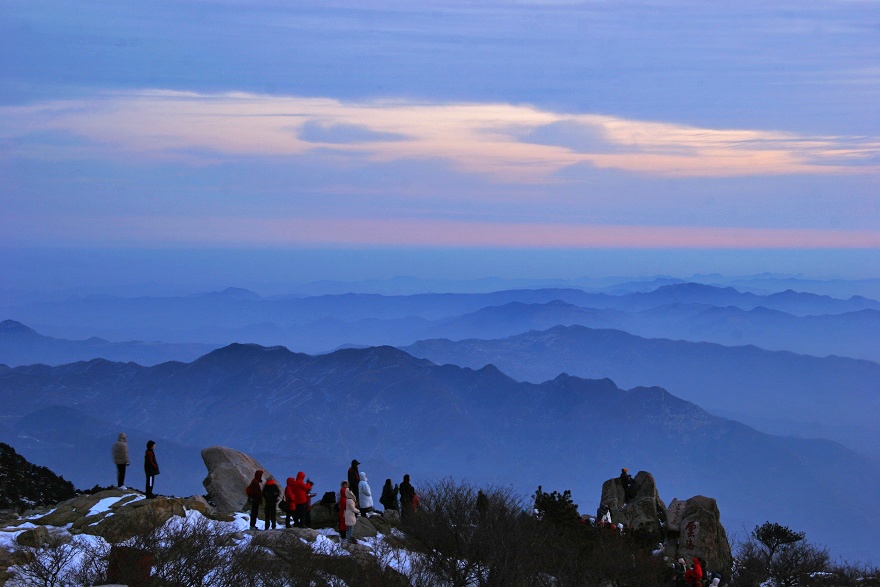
[245,470,263,530]
[684,556,703,586]
[284,477,296,528]
[292,471,310,527]
[338,480,349,538]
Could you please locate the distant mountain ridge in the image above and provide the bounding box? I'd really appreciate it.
[403,324,880,455]
[0,319,220,367]
[3,281,878,360]
[1,342,879,561]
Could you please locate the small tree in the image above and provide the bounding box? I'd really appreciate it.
[732,522,829,587]
[753,522,805,565]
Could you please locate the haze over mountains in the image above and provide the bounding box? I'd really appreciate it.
[2,275,879,561]
[1,342,879,562]
[3,282,879,361]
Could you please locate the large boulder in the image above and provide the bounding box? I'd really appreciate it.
[599,471,667,539]
[201,446,276,514]
[664,495,732,578]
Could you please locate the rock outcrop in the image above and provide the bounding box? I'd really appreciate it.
[664,495,732,575]
[201,446,276,513]
[599,471,667,539]
[598,471,731,577]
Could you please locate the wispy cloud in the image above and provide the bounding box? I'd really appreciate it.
[3,90,877,182]
[7,213,879,249]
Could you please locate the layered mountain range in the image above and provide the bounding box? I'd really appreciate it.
[1,343,879,561]
[403,324,880,455]
[2,283,879,360]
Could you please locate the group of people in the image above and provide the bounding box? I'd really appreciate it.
[672,556,722,586]
[242,458,419,540]
[246,470,315,530]
[111,433,160,499]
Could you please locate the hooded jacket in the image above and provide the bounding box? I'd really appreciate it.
[380,480,399,510]
[685,557,704,585]
[144,443,159,476]
[285,477,296,505]
[112,433,129,465]
[292,471,309,505]
[262,479,280,506]
[246,471,264,504]
[358,472,373,509]
[344,487,360,526]
[347,460,360,496]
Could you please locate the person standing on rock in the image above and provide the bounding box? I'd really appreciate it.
[304,478,316,527]
[358,472,374,515]
[399,473,415,523]
[339,480,350,538]
[347,459,361,502]
[144,440,159,498]
[619,468,634,502]
[284,477,296,528]
[112,432,130,489]
[380,479,399,512]
[246,470,264,530]
[292,471,310,528]
[343,482,360,544]
[262,478,281,530]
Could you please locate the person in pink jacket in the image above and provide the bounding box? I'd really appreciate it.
[343,483,360,544]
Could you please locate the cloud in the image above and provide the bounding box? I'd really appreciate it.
[299,121,408,144]
[6,213,879,249]
[1,89,878,182]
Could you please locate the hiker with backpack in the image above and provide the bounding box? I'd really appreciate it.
[262,478,281,530]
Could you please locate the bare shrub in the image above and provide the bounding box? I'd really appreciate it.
[6,532,104,587]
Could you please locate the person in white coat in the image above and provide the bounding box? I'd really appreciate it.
[358,472,374,515]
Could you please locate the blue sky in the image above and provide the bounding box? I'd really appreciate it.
[1,0,878,288]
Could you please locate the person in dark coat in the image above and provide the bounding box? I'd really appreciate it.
[379,479,399,511]
[284,477,296,528]
[262,478,281,530]
[304,478,316,526]
[144,440,159,498]
[347,460,361,502]
[619,468,634,501]
[399,474,415,523]
[246,470,264,529]
[111,432,130,488]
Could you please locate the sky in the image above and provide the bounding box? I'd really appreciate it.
[1,0,879,289]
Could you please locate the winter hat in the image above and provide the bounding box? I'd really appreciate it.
[118,432,127,442]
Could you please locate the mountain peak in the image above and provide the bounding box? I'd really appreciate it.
[0,319,39,335]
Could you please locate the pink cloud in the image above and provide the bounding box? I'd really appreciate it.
[10,215,880,249]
